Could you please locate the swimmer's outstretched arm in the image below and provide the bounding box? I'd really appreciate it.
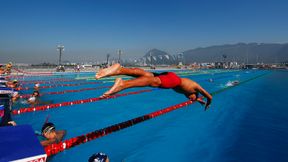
[196,86,212,110]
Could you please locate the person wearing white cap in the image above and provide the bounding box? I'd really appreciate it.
[6,79,22,91]
[12,91,20,103]
[5,62,12,75]
[27,90,53,105]
[27,91,40,105]
[34,83,40,91]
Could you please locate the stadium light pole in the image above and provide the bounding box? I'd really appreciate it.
[118,49,122,64]
[106,53,110,65]
[57,45,65,66]
[149,52,152,66]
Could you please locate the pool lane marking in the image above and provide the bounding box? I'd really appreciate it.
[19,78,86,85]
[11,68,57,77]
[18,81,106,90]
[19,86,112,99]
[19,81,116,98]
[44,72,270,157]
[11,68,93,77]
[12,89,159,115]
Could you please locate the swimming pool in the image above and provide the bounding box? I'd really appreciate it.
[12,69,288,162]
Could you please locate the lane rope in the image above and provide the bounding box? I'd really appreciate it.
[13,68,53,75]
[45,99,197,156]
[19,86,112,99]
[18,81,105,90]
[12,89,158,115]
[19,78,83,85]
[10,68,94,77]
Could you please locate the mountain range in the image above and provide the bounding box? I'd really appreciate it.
[142,43,288,64]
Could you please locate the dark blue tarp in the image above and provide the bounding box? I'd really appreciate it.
[0,125,46,161]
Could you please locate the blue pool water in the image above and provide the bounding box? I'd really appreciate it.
[12,69,288,162]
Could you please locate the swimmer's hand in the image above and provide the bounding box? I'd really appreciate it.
[99,94,110,99]
[8,121,17,126]
[204,99,212,111]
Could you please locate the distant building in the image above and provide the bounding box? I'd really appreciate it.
[215,62,225,69]
[229,62,239,68]
[280,61,288,66]
[215,61,239,69]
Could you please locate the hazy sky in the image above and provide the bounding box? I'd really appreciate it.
[0,0,288,63]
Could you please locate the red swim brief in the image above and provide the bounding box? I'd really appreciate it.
[156,72,182,88]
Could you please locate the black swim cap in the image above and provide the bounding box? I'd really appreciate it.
[88,152,108,162]
[33,91,40,96]
[41,122,55,135]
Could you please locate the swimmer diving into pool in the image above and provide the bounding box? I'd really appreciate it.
[96,63,212,110]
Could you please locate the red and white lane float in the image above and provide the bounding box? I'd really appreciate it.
[20,86,112,99]
[44,99,198,157]
[18,81,104,90]
[19,78,82,85]
[13,68,53,76]
[13,89,157,115]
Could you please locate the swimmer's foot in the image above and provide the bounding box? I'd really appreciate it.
[99,78,123,98]
[95,63,121,79]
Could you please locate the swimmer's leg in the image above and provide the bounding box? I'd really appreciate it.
[100,76,160,98]
[96,63,121,79]
[96,63,153,79]
[118,67,154,77]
